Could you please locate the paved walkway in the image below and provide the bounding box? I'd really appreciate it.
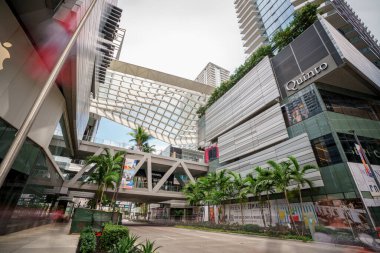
[128,226,361,253]
[0,223,79,253]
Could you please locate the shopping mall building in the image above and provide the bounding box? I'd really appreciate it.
[0,0,379,236]
[200,18,380,228]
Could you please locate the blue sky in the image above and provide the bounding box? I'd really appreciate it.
[96,118,170,153]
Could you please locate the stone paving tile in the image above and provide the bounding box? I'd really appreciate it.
[0,223,79,253]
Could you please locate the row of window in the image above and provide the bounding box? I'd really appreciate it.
[282,89,380,127]
[310,133,380,168]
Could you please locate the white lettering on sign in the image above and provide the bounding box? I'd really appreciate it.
[286,63,328,91]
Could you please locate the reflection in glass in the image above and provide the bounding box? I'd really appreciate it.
[320,90,380,121]
[311,134,342,167]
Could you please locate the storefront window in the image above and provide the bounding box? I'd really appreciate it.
[0,118,63,234]
[311,134,342,167]
[282,90,322,127]
[320,90,380,121]
[338,133,380,166]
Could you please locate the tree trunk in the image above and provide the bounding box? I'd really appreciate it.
[298,186,305,236]
[208,204,211,223]
[259,195,266,228]
[223,203,226,223]
[98,184,105,210]
[284,189,299,235]
[240,202,244,225]
[267,192,272,227]
[228,200,232,224]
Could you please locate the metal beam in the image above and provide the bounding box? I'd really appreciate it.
[152,161,180,192]
[131,155,147,175]
[0,0,98,187]
[181,161,195,183]
[68,147,103,186]
[147,155,152,191]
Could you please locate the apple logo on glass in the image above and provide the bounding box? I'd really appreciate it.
[0,42,12,71]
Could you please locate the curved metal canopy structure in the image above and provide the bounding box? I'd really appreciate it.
[90,60,214,146]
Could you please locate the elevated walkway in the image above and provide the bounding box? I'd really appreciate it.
[59,140,208,203]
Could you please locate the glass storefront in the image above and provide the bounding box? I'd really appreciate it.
[0,118,64,234]
[310,134,342,167]
[320,90,380,121]
[338,133,380,166]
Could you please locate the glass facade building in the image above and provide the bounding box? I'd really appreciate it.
[256,0,294,38]
[0,119,64,235]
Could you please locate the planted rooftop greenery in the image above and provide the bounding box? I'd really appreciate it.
[196,3,318,118]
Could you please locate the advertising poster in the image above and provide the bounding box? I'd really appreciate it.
[347,162,380,198]
[315,199,370,231]
[223,200,316,227]
[121,158,138,189]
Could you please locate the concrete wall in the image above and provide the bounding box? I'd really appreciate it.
[0,0,65,148]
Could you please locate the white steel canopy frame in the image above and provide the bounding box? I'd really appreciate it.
[90,61,214,146]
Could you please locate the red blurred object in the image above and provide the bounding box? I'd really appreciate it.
[95,232,102,237]
[26,11,77,86]
[292,214,299,222]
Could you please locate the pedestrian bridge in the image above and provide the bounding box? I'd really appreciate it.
[59,140,208,203]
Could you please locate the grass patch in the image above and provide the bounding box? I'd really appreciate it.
[175,225,312,242]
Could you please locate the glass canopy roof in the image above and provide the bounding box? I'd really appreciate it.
[90,61,214,147]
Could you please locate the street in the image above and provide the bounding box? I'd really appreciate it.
[128,226,360,253]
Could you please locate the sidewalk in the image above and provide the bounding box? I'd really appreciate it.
[0,222,79,253]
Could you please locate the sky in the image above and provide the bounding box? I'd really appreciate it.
[96,0,380,152]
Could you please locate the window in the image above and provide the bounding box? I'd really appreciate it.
[282,90,322,127]
[338,133,380,166]
[320,90,380,121]
[311,134,342,167]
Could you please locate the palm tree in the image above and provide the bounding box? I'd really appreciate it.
[84,148,125,209]
[129,125,151,151]
[245,173,267,228]
[288,156,317,235]
[142,143,156,153]
[255,166,275,227]
[197,173,217,222]
[183,181,205,221]
[228,171,249,224]
[215,170,233,223]
[267,159,299,235]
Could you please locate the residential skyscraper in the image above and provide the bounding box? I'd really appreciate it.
[195,62,230,87]
[292,0,380,68]
[234,0,380,68]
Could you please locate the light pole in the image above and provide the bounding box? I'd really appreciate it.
[348,130,379,232]
[349,130,380,189]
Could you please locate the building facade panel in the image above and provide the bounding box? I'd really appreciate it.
[218,103,288,163]
[205,57,279,141]
[219,133,322,187]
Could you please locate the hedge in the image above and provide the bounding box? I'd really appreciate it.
[99,224,129,251]
[79,227,96,253]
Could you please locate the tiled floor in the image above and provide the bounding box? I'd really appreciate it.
[0,223,79,253]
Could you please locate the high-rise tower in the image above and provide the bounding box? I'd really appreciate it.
[195,62,230,87]
[234,0,380,68]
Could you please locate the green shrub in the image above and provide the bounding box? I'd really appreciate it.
[99,223,129,251]
[79,228,96,253]
[139,240,161,253]
[197,45,273,117]
[272,3,318,51]
[110,234,140,253]
[242,224,261,233]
